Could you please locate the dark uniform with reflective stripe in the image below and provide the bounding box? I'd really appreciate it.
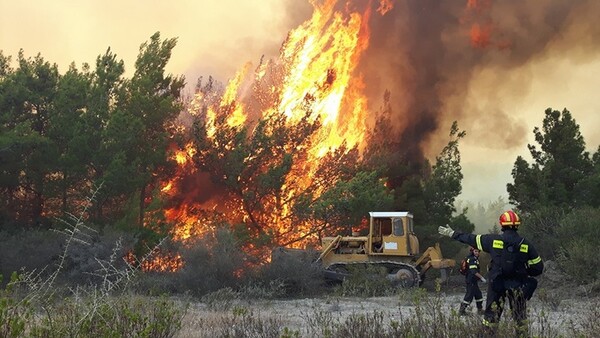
[451,228,543,337]
[462,252,484,312]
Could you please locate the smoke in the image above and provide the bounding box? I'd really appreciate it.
[357,0,600,158]
[171,0,600,206]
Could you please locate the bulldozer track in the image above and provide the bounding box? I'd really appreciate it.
[324,261,421,288]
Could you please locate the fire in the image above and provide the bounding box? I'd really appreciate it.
[124,250,184,272]
[463,0,512,50]
[470,23,491,48]
[377,0,393,15]
[147,0,397,271]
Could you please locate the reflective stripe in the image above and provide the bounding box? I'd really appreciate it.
[528,256,542,265]
[520,244,529,253]
[469,265,478,269]
[492,240,503,249]
[482,318,492,327]
[476,235,483,250]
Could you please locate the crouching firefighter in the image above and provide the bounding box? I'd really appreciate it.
[460,247,486,316]
[439,210,544,337]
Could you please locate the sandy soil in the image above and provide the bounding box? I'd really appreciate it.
[175,274,597,338]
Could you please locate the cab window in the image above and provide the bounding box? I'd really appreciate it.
[375,218,392,236]
[393,218,404,236]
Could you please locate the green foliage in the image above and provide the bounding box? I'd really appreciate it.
[0,51,60,224]
[423,121,466,227]
[110,32,185,227]
[0,273,31,338]
[46,63,93,214]
[508,108,594,212]
[518,207,564,260]
[411,122,469,251]
[574,145,600,208]
[298,170,394,236]
[506,108,600,283]
[519,207,600,283]
[0,33,183,229]
[31,295,186,337]
[554,207,600,281]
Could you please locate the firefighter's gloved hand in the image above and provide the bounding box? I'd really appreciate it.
[438,224,454,237]
[480,277,487,283]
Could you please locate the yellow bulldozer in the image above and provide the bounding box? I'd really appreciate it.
[273,211,455,287]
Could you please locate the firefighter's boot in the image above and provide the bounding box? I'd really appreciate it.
[476,301,484,315]
[459,302,468,316]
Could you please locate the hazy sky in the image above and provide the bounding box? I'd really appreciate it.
[1,0,599,204]
[0,0,308,83]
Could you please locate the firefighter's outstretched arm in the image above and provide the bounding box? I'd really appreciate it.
[438,225,481,250]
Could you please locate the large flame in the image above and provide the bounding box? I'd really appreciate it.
[143,0,396,270]
[210,0,375,159]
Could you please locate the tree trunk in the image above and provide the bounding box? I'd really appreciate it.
[138,183,146,227]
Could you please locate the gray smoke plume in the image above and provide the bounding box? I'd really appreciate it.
[356,0,600,155]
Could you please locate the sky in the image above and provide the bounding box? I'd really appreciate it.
[0,0,308,84]
[1,0,599,205]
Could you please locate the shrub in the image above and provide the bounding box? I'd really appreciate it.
[201,287,239,311]
[0,273,32,338]
[30,294,187,337]
[554,207,600,283]
[260,247,324,297]
[0,230,62,286]
[333,265,396,297]
[173,229,247,297]
[61,226,138,285]
[519,208,563,259]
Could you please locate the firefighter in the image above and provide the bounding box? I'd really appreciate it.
[438,210,544,337]
[459,247,486,316]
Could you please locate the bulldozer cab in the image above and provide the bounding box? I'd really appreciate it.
[368,212,420,256]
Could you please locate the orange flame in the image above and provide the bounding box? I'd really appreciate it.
[377,0,393,15]
[147,0,396,271]
[276,0,372,158]
[463,0,511,50]
[470,23,491,48]
[124,250,184,272]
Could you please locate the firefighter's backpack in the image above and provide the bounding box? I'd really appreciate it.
[459,257,469,275]
[500,238,526,277]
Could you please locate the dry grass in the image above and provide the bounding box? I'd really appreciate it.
[174,288,600,338]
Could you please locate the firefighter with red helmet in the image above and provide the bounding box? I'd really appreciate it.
[459,246,486,316]
[439,210,544,337]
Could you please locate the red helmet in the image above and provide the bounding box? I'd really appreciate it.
[499,210,521,229]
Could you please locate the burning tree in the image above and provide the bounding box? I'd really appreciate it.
[158,0,397,255]
[191,102,393,248]
[155,0,469,265]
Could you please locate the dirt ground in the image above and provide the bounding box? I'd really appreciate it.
[175,262,597,337]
